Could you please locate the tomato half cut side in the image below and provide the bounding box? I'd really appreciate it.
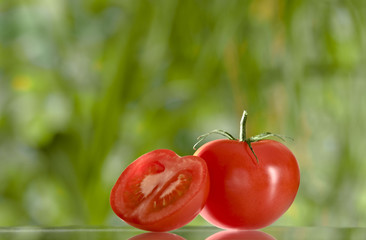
[110,149,210,232]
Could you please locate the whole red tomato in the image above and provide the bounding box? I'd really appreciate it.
[110,149,210,232]
[194,111,300,230]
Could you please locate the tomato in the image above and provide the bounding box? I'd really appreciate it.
[194,110,300,230]
[110,149,210,232]
[206,230,276,240]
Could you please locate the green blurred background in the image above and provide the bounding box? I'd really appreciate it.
[1,0,366,228]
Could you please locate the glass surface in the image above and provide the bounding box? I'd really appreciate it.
[1,226,365,240]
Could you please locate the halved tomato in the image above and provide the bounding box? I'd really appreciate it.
[110,149,210,232]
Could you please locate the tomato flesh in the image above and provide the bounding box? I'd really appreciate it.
[110,149,210,232]
[195,139,300,230]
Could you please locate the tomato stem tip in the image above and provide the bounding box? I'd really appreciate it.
[239,110,248,142]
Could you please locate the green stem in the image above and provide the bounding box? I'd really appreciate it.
[240,110,258,163]
[239,110,248,142]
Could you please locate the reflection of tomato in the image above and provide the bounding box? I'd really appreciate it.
[206,230,276,240]
[129,232,186,240]
[194,111,300,230]
[110,149,210,232]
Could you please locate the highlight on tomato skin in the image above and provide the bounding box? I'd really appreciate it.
[110,149,210,232]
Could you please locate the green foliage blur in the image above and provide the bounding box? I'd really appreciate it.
[1,0,366,227]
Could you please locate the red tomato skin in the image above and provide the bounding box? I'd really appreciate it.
[195,139,300,230]
[110,149,210,232]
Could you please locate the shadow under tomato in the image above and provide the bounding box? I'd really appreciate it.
[128,232,186,240]
[206,230,276,240]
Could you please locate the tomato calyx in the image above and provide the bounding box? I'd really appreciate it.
[193,110,291,162]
